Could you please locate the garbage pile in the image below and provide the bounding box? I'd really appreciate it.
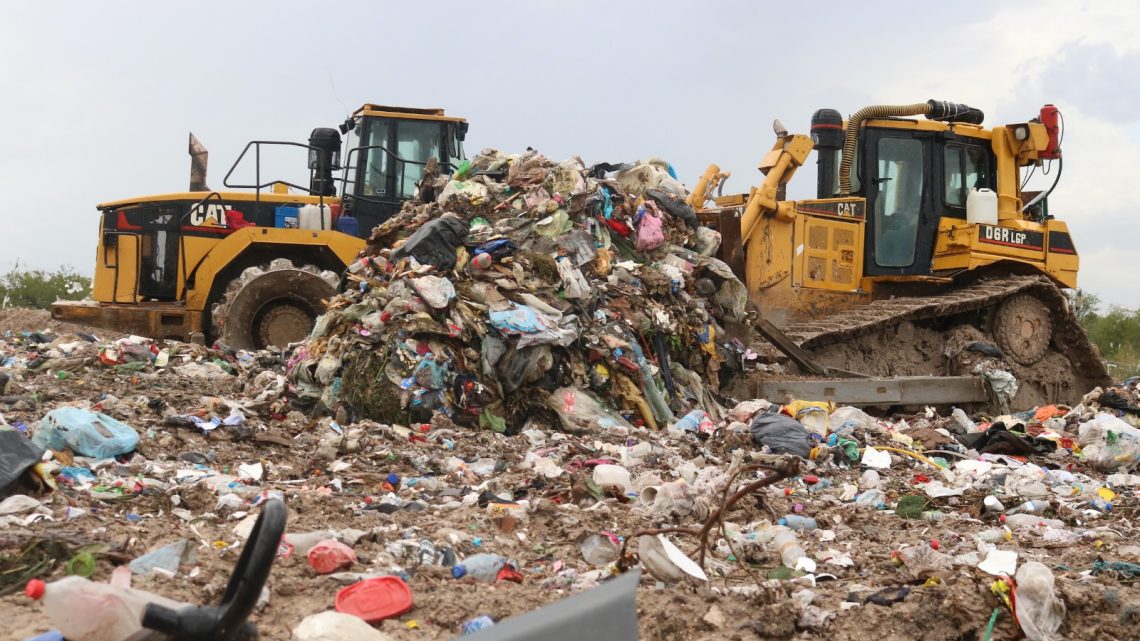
[288,149,758,432]
[3,310,1140,641]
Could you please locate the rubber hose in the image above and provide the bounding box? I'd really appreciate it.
[839,103,931,194]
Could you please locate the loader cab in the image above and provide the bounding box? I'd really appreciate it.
[856,122,995,277]
[341,104,468,234]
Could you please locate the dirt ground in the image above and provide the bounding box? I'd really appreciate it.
[0,309,1137,641]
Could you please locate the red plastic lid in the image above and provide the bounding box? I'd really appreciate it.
[25,579,45,599]
[335,576,413,623]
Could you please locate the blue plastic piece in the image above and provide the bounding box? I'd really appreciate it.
[21,630,64,641]
[33,407,139,458]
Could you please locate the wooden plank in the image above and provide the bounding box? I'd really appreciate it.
[751,376,987,406]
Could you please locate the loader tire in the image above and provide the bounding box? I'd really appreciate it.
[210,259,339,350]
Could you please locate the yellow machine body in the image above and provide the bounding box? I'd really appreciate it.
[694,111,1078,326]
[54,104,467,345]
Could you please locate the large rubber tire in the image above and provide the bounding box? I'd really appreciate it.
[211,259,339,350]
[992,293,1053,366]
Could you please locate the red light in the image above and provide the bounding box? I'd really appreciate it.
[1040,105,1061,160]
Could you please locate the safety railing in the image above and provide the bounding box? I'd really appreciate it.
[339,144,457,207]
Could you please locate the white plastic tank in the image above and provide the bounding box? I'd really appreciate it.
[298,204,332,230]
[966,188,998,225]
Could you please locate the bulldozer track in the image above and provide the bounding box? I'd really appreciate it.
[762,275,1111,387]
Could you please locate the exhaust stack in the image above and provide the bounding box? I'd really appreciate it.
[189,132,209,192]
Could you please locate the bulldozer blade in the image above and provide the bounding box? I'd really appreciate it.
[752,376,988,406]
[754,317,867,379]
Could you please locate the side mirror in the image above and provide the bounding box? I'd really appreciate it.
[458,121,469,141]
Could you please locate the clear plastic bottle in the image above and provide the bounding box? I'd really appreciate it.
[1006,500,1048,515]
[770,527,814,571]
[778,515,818,530]
[1002,513,1065,530]
[25,576,185,641]
[452,553,506,582]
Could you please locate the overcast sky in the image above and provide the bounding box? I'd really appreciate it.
[2,1,1136,307]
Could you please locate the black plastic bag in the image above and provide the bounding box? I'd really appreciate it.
[392,214,469,270]
[749,412,812,458]
[645,189,698,228]
[0,430,44,494]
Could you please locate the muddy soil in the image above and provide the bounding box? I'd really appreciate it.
[0,311,1137,641]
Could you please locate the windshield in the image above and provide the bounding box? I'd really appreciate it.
[359,117,445,201]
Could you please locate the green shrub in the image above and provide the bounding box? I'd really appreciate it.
[0,265,92,310]
[1071,289,1140,378]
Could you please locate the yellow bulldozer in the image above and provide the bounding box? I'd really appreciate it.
[690,100,1108,407]
[53,104,468,349]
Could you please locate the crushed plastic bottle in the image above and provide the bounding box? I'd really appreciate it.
[854,489,886,509]
[766,526,816,572]
[452,553,507,582]
[25,576,186,641]
[778,515,818,530]
[951,407,978,433]
[462,615,496,635]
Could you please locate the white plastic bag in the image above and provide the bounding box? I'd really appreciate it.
[1014,561,1065,641]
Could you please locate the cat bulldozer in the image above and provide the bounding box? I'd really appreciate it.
[691,100,1109,407]
[52,104,468,349]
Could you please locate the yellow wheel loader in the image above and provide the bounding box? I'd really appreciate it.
[692,100,1109,407]
[52,104,468,350]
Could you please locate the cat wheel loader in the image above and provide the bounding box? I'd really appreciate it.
[691,100,1110,407]
[52,104,468,350]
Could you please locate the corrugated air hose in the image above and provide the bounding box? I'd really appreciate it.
[839,102,931,194]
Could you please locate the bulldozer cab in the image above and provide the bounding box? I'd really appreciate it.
[858,124,996,276]
[340,104,468,233]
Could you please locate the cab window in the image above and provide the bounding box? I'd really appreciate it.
[943,144,991,208]
[396,120,441,199]
[873,137,924,267]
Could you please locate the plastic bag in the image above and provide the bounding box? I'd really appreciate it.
[391,214,468,270]
[748,412,812,458]
[409,275,456,309]
[497,345,553,393]
[547,387,633,433]
[556,257,591,299]
[693,226,721,256]
[436,179,490,205]
[635,203,666,252]
[1078,412,1140,471]
[0,429,44,492]
[645,188,698,228]
[829,406,879,435]
[33,407,139,458]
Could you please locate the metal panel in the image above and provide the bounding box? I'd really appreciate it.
[461,569,640,641]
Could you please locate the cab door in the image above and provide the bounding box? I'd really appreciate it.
[863,129,938,276]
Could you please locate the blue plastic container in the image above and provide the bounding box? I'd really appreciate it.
[274,206,300,229]
[335,215,360,237]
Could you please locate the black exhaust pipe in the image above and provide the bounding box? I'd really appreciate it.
[308,127,341,197]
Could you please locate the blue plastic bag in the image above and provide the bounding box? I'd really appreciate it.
[33,407,139,458]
